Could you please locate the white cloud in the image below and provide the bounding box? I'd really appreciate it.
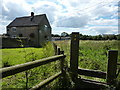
[32,1,61,24]
[2,0,31,20]
[0,0,119,35]
[88,26,118,34]
[91,4,117,18]
[1,0,32,34]
[89,18,118,25]
[0,25,6,34]
[56,15,90,28]
[52,25,118,35]
[55,0,118,27]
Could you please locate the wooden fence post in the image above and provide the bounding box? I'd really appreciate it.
[60,51,66,88]
[57,48,66,88]
[53,43,57,55]
[57,47,60,55]
[70,32,79,82]
[107,50,118,86]
[60,51,64,73]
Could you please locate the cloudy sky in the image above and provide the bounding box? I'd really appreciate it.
[0,0,119,35]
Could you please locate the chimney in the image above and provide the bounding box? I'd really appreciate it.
[30,12,34,21]
[31,12,34,16]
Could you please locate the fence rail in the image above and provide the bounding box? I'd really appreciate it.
[30,72,62,90]
[0,54,66,78]
[78,68,106,79]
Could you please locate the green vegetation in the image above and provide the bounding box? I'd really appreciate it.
[2,40,120,89]
[2,48,43,67]
[2,42,61,89]
[54,40,120,81]
[2,42,55,67]
[52,32,120,40]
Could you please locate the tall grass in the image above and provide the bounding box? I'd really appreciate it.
[2,40,120,89]
[2,42,61,89]
[54,40,119,70]
[54,40,120,82]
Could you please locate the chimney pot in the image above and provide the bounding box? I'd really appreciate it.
[31,12,34,16]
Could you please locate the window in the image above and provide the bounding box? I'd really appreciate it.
[44,25,48,28]
[39,30,41,33]
[44,25,48,31]
[19,34,23,37]
[12,27,16,32]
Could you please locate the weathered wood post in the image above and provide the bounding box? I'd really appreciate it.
[107,50,118,86]
[53,43,57,55]
[57,47,60,55]
[70,32,79,82]
[60,51,66,88]
[57,47,65,74]
[60,51,64,74]
[57,47,66,88]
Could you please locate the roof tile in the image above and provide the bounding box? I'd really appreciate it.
[7,14,45,27]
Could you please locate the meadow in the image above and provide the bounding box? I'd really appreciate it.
[2,42,61,89]
[2,40,120,89]
[2,44,54,67]
[54,40,120,82]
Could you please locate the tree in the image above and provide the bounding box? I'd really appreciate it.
[61,32,69,37]
[97,35,102,40]
[117,34,120,40]
[104,35,109,40]
[52,34,60,37]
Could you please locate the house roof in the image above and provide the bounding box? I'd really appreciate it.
[7,14,46,27]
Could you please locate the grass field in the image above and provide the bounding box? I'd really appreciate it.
[54,40,119,70]
[54,40,120,82]
[2,40,120,88]
[2,42,55,67]
[2,42,61,89]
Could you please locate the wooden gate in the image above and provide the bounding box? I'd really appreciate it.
[70,32,119,89]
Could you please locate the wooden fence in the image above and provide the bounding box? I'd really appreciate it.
[70,32,119,88]
[0,47,66,89]
[0,32,120,89]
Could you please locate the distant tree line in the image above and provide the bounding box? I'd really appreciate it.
[52,32,120,40]
[52,32,69,37]
[79,34,120,40]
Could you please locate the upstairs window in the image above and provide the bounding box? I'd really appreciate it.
[12,27,16,32]
[39,30,41,33]
[44,25,48,31]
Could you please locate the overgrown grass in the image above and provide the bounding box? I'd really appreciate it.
[2,40,120,89]
[79,40,118,71]
[54,40,120,82]
[2,48,43,67]
[2,42,55,67]
[2,42,61,89]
